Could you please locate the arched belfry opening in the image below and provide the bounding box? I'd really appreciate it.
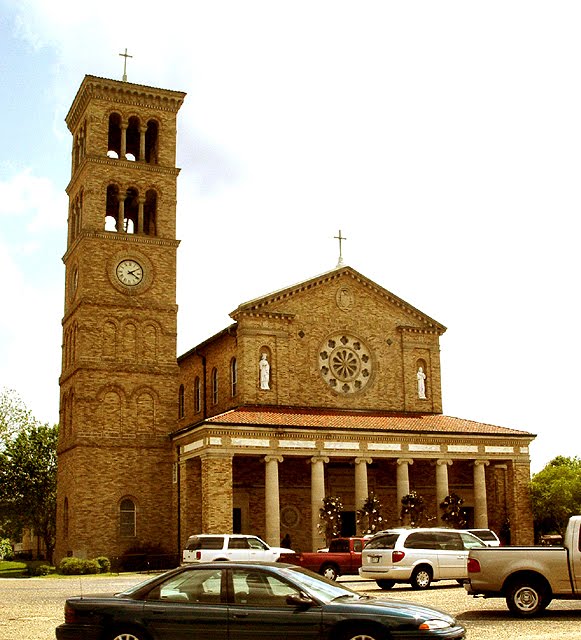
[107,113,122,159]
[144,120,159,164]
[123,187,139,233]
[105,184,120,231]
[126,116,140,161]
[144,189,157,236]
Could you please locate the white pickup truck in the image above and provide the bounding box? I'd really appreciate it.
[465,515,581,616]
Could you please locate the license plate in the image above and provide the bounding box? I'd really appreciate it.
[370,556,380,563]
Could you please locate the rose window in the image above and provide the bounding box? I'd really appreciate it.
[319,334,372,394]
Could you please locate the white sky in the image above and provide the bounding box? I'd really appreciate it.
[1,0,579,473]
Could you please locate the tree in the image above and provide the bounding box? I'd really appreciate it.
[530,456,581,538]
[357,493,384,535]
[318,496,343,544]
[400,491,426,527]
[0,389,58,564]
[440,493,467,529]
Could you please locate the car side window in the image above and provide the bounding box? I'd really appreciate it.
[247,537,268,550]
[460,532,486,549]
[229,537,250,549]
[150,568,223,603]
[232,568,300,606]
[436,532,463,551]
[405,532,437,550]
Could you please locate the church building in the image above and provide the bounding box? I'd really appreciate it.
[55,74,535,564]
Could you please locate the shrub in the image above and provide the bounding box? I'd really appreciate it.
[0,538,13,561]
[95,556,111,573]
[28,564,51,576]
[58,557,100,575]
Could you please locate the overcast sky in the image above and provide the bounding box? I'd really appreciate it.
[1,1,579,473]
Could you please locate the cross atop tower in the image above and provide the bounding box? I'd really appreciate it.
[334,229,347,267]
[119,48,133,82]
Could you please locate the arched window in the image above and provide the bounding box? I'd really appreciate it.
[194,377,201,413]
[178,384,185,418]
[119,498,136,537]
[212,368,218,405]
[230,358,237,397]
[143,189,157,236]
[105,184,120,231]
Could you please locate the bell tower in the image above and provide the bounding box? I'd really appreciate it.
[55,75,186,562]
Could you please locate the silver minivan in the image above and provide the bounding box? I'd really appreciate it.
[359,528,486,589]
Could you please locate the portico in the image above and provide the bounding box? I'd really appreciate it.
[174,407,535,550]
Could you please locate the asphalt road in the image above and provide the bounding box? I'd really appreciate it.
[1,574,581,640]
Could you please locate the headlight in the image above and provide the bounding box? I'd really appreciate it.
[419,618,453,630]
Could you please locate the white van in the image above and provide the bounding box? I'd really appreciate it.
[182,534,293,564]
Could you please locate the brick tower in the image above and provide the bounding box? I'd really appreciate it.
[55,75,185,562]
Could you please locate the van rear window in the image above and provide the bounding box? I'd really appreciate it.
[364,533,399,550]
[186,536,224,551]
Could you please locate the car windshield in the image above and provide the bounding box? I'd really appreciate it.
[280,566,361,603]
[116,572,172,597]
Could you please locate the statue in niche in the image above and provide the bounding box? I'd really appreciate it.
[259,353,270,390]
[417,366,427,399]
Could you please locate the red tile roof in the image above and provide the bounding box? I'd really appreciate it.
[201,406,533,438]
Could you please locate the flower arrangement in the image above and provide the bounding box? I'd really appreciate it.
[357,493,384,535]
[318,495,343,543]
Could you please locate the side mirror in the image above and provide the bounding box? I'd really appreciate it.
[286,593,315,608]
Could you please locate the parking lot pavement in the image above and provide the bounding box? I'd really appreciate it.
[2,574,581,640]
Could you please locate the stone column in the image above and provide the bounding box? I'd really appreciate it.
[436,459,453,525]
[137,198,144,234]
[139,126,146,162]
[117,198,124,233]
[264,455,283,547]
[396,458,413,506]
[120,124,127,159]
[200,453,233,534]
[473,460,490,528]
[355,457,372,535]
[310,456,329,551]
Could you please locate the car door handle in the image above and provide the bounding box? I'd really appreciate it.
[232,612,250,618]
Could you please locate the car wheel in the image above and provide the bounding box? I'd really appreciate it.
[339,624,386,640]
[506,580,551,617]
[376,579,395,590]
[321,564,339,580]
[107,629,150,640]
[410,565,432,590]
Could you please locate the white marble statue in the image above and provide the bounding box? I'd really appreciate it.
[417,366,426,399]
[259,353,270,390]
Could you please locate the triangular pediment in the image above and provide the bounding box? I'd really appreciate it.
[230,265,446,334]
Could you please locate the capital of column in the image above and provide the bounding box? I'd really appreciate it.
[309,456,329,465]
[263,455,283,464]
[474,460,490,468]
[355,457,373,466]
[436,459,453,467]
[397,458,414,466]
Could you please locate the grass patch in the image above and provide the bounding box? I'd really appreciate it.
[0,559,31,578]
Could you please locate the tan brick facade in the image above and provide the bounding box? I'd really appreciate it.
[56,75,535,562]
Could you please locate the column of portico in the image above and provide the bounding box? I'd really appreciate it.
[396,459,413,505]
[473,460,490,528]
[310,456,329,551]
[436,459,453,525]
[354,457,372,535]
[200,453,233,534]
[264,455,283,547]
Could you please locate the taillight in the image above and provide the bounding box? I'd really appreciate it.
[196,551,201,560]
[64,602,78,624]
[467,558,481,573]
[392,550,405,563]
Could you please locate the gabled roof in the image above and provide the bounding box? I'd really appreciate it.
[230,265,446,334]
[184,405,533,438]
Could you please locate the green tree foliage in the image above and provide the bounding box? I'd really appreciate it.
[318,496,343,544]
[530,456,581,537]
[0,389,58,564]
[357,493,384,535]
[440,493,467,529]
[400,491,425,527]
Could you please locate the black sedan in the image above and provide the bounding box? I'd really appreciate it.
[56,561,465,640]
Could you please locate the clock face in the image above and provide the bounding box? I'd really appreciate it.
[116,259,144,286]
